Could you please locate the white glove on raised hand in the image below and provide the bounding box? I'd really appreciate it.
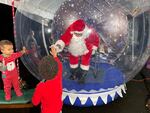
[51,40,65,53]
[92,46,98,55]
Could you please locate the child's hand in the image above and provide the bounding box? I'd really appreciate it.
[50,46,57,58]
[21,46,27,54]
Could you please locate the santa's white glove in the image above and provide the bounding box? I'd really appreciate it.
[50,44,61,53]
[92,46,98,55]
[51,40,65,53]
[92,49,97,55]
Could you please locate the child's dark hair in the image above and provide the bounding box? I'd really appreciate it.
[38,55,58,80]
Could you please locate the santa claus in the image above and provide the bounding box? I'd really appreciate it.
[53,19,100,83]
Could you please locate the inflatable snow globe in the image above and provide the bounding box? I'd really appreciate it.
[15,0,150,107]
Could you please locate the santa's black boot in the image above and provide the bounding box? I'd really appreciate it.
[69,68,78,80]
[78,70,88,84]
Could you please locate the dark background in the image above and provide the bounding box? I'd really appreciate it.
[0,4,13,40]
[0,4,15,89]
[0,3,150,113]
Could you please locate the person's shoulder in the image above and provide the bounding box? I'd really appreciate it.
[36,82,45,88]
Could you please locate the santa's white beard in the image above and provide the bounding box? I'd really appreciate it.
[68,34,88,56]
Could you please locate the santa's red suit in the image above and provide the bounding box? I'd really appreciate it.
[55,19,100,71]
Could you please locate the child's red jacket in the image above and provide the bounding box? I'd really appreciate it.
[32,57,63,113]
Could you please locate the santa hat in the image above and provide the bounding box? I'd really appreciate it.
[70,19,85,34]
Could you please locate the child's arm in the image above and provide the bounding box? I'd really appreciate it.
[13,46,28,59]
[50,46,57,58]
[32,82,43,106]
[54,57,63,83]
[50,46,62,70]
[50,46,63,79]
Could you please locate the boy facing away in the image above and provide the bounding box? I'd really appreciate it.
[32,46,63,113]
[0,40,27,101]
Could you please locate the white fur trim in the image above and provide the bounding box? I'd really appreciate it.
[83,50,89,55]
[55,40,65,52]
[70,31,84,34]
[70,64,78,68]
[80,64,89,70]
[70,25,89,35]
[92,45,98,50]
[70,31,74,34]
[74,31,84,34]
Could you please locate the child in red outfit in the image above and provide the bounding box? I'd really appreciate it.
[0,40,27,101]
[32,46,63,113]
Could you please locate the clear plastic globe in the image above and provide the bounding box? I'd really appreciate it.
[15,0,150,82]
